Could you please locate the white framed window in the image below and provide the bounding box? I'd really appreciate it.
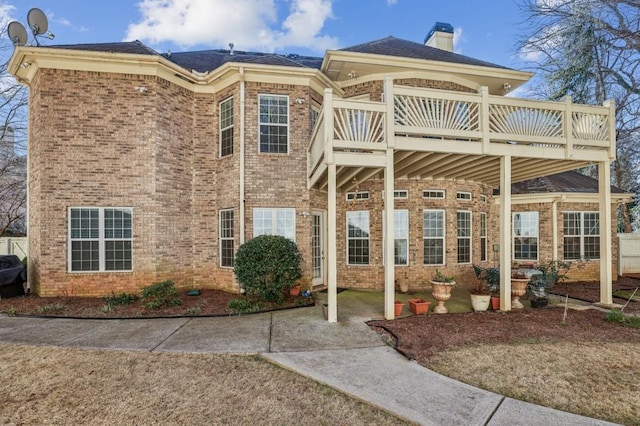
[563,212,600,260]
[259,94,288,154]
[423,190,445,199]
[513,212,538,261]
[68,207,132,272]
[394,190,408,199]
[347,211,369,265]
[253,208,296,241]
[456,191,472,201]
[480,212,488,262]
[479,194,487,202]
[220,209,234,268]
[346,191,370,201]
[219,97,234,157]
[423,209,445,265]
[394,210,409,265]
[457,211,472,264]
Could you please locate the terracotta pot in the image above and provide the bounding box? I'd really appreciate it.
[510,278,529,309]
[394,300,404,317]
[408,298,431,315]
[289,285,301,296]
[490,296,500,310]
[430,280,455,314]
[470,294,491,312]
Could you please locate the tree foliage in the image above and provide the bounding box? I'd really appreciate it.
[517,0,640,231]
[234,235,302,304]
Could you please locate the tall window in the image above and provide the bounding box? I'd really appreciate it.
[564,212,600,260]
[69,207,132,272]
[394,210,408,265]
[457,211,471,264]
[513,212,538,261]
[220,209,234,267]
[219,97,234,157]
[347,211,369,265]
[423,210,445,265]
[253,208,295,241]
[480,212,488,262]
[259,94,288,153]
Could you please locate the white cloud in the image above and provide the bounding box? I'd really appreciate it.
[518,24,561,62]
[453,26,463,54]
[0,4,16,30]
[387,0,398,5]
[125,0,338,53]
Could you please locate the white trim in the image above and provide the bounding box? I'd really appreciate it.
[258,94,289,154]
[512,211,539,261]
[563,211,600,260]
[423,209,445,265]
[394,209,409,266]
[423,189,445,199]
[480,212,488,262]
[219,208,235,268]
[456,191,472,201]
[252,208,296,241]
[457,210,472,264]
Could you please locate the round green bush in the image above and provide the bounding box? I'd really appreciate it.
[234,235,302,304]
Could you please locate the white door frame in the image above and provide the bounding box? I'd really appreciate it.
[311,210,325,287]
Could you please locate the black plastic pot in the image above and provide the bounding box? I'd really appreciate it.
[530,298,549,308]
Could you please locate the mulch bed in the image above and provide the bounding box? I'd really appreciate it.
[0,289,314,318]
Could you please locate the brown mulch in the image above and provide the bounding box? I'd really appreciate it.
[0,289,314,318]
[369,277,640,365]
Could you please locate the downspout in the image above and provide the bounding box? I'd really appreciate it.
[551,195,566,262]
[239,68,246,245]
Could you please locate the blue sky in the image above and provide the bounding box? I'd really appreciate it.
[2,0,530,71]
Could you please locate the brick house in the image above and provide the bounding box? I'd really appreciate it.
[9,23,630,320]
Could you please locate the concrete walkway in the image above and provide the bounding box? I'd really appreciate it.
[0,303,616,425]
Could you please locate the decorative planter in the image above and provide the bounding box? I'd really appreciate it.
[470,294,491,312]
[510,278,529,309]
[408,299,431,315]
[289,285,301,296]
[394,300,404,317]
[399,280,409,293]
[430,280,455,314]
[490,296,500,310]
[530,298,549,308]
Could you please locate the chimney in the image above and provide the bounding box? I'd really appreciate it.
[424,22,454,52]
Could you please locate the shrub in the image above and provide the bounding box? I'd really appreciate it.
[227,298,261,313]
[104,291,138,306]
[141,280,182,309]
[234,235,302,304]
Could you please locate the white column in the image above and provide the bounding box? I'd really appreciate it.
[599,160,613,305]
[499,155,512,311]
[327,162,338,322]
[239,68,246,244]
[383,77,395,319]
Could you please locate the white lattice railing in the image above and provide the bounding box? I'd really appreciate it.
[572,110,610,142]
[489,102,563,139]
[332,99,386,143]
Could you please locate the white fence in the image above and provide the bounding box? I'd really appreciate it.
[619,234,640,275]
[0,237,27,259]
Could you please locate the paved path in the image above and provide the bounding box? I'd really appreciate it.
[0,304,617,425]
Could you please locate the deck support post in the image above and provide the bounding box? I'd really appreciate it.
[499,155,512,311]
[599,160,613,305]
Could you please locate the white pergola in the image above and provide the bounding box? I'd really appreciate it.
[308,77,616,322]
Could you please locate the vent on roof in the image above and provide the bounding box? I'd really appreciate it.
[424,22,454,52]
[229,43,234,55]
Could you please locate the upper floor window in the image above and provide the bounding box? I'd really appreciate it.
[513,212,538,261]
[220,97,234,157]
[69,207,132,272]
[253,208,295,241]
[564,212,599,260]
[456,191,472,201]
[259,94,288,154]
[423,190,445,199]
[346,191,370,201]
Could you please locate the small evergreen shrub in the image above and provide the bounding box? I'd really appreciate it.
[104,291,138,306]
[228,298,259,313]
[234,235,302,304]
[141,280,182,309]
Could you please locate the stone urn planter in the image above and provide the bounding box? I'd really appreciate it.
[470,294,491,312]
[430,280,455,314]
[510,277,529,309]
[408,298,431,315]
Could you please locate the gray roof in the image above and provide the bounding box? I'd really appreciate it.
[48,40,160,56]
[498,171,627,195]
[339,36,511,70]
[162,50,323,73]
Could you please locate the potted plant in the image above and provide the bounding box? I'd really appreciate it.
[473,265,500,310]
[528,260,570,308]
[430,269,456,314]
[469,279,491,312]
[408,298,431,315]
[510,271,529,309]
[394,300,404,316]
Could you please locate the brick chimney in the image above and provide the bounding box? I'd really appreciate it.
[424,22,454,52]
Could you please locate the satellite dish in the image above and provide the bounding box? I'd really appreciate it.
[27,8,48,35]
[8,21,28,46]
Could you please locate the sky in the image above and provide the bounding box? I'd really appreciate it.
[1,0,535,91]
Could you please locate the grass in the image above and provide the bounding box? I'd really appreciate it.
[427,342,640,425]
[0,344,409,425]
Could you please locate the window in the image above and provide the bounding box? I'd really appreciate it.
[394,210,408,265]
[423,210,445,265]
[457,211,471,263]
[259,94,288,153]
[69,207,132,272]
[220,97,234,157]
[220,209,234,267]
[480,212,488,262]
[346,191,370,201]
[423,190,445,199]
[564,212,600,260]
[253,208,295,241]
[347,211,369,265]
[513,212,538,261]
[456,191,472,201]
[479,194,487,202]
[394,190,408,199]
